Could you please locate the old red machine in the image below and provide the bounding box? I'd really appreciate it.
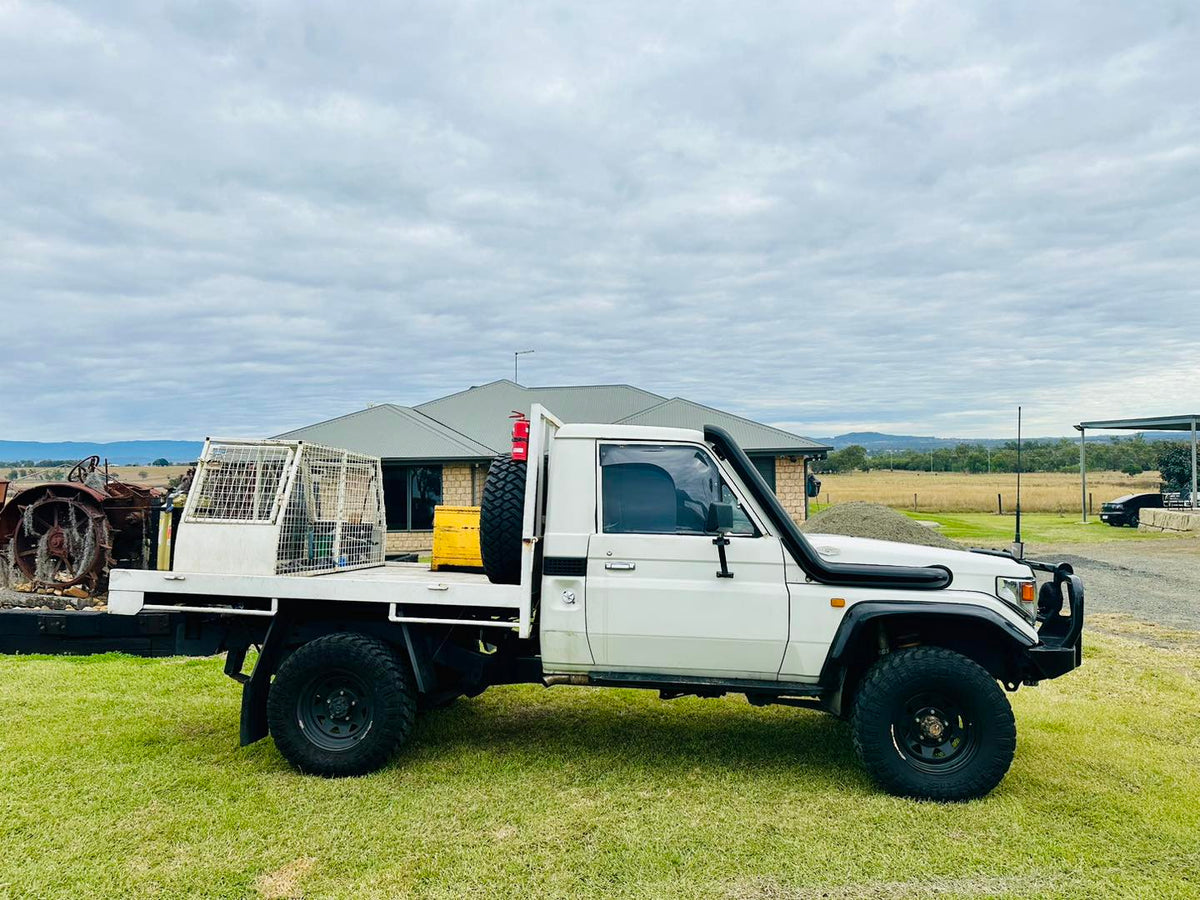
[0,457,165,593]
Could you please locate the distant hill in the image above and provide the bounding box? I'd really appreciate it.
[0,440,203,465]
[814,431,1191,452]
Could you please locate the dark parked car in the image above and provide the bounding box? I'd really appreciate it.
[1099,492,1163,527]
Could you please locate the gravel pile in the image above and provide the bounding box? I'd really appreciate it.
[800,501,961,550]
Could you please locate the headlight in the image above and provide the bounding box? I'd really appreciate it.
[996,576,1037,623]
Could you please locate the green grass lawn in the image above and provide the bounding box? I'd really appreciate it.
[899,511,1178,545]
[1,620,1198,898]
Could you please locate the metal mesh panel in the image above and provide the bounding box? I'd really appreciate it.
[187,443,293,523]
[276,443,385,576]
[184,440,385,576]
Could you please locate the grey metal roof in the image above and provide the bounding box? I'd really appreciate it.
[616,397,831,455]
[1079,415,1200,431]
[279,380,828,462]
[274,404,494,460]
[415,380,667,452]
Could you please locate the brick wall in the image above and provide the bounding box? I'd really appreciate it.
[385,463,485,554]
[774,457,807,523]
[442,464,477,506]
[385,530,433,553]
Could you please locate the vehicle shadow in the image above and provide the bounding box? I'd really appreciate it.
[406,686,860,779]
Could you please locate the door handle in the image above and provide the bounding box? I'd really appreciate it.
[605,561,636,571]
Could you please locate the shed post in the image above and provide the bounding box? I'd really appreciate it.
[802,457,810,520]
[1192,418,1197,511]
[1078,426,1087,523]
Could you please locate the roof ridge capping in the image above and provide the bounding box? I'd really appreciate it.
[413,379,524,410]
[404,406,500,455]
[274,403,495,458]
[274,402,412,438]
[616,396,830,452]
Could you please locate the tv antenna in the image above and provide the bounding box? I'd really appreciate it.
[513,349,534,384]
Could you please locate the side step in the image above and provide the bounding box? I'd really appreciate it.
[545,670,827,707]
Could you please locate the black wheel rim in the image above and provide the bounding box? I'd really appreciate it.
[297,669,374,752]
[891,690,979,774]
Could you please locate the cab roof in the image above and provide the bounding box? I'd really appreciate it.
[554,423,705,444]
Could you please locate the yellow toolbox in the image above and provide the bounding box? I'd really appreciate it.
[431,505,484,571]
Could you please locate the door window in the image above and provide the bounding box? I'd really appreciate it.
[599,444,756,535]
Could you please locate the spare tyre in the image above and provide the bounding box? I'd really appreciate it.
[480,455,526,584]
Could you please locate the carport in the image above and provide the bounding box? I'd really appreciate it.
[1075,414,1199,521]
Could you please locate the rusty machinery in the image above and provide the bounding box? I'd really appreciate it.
[0,457,165,594]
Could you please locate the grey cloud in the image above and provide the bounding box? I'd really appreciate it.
[1,1,1198,440]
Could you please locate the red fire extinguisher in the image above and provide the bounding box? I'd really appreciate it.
[510,411,530,461]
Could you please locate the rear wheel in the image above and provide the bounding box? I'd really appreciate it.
[850,646,1015,801]
[267,632,416,777]
[479,456,526,585]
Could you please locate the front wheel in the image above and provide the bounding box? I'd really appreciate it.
[267,632,416,777]
[850,646,1016,801]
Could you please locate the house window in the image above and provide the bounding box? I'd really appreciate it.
[751,456,777,491]
[383,464,443,531]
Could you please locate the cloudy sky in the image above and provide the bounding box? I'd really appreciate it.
[2,1,1198,441]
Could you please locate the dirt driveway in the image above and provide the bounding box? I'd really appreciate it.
[1029,537,1200,631]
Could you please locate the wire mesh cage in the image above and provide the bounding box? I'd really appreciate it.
[181,440,385,576]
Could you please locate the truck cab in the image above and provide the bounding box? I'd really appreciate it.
[108,405,1083,801]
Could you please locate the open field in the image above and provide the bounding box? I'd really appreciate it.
[815,470,1159,514]
[1,618,1198,899]
[896,511,1178,545]
[1,464,190,491]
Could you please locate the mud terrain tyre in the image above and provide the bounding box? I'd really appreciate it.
[850,646,1016,801]
[479,455,526,585]
[267,632,416,777]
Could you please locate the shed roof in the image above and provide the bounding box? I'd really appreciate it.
[1078,415,1200,431]
[274,404,494,460]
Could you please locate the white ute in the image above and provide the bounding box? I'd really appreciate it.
[110,406,1083,801]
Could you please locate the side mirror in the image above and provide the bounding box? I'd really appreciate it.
[706,501,735,534]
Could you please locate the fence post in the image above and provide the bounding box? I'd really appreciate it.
[1089,493,1093,515]
[913,492,918,510]
[997,493,1002,515]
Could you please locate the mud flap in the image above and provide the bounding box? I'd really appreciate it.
[239,607,293,746]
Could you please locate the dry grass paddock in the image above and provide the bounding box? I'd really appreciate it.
[815,469,1160,514]
[1,464,191,491]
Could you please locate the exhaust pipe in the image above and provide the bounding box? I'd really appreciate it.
[543,674,590,687]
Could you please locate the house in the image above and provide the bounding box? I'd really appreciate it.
[275,380,830,553]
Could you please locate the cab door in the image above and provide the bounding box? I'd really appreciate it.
[584,442,790,679]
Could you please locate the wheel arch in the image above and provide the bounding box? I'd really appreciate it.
[237,607,435,746]
[819,602,1037,717]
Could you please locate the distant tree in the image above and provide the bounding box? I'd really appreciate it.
[823,445,869,473]
[1157,444,1194,492]
[138,470,149,479]
[151,458,171,467]
[5,470,17,481]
